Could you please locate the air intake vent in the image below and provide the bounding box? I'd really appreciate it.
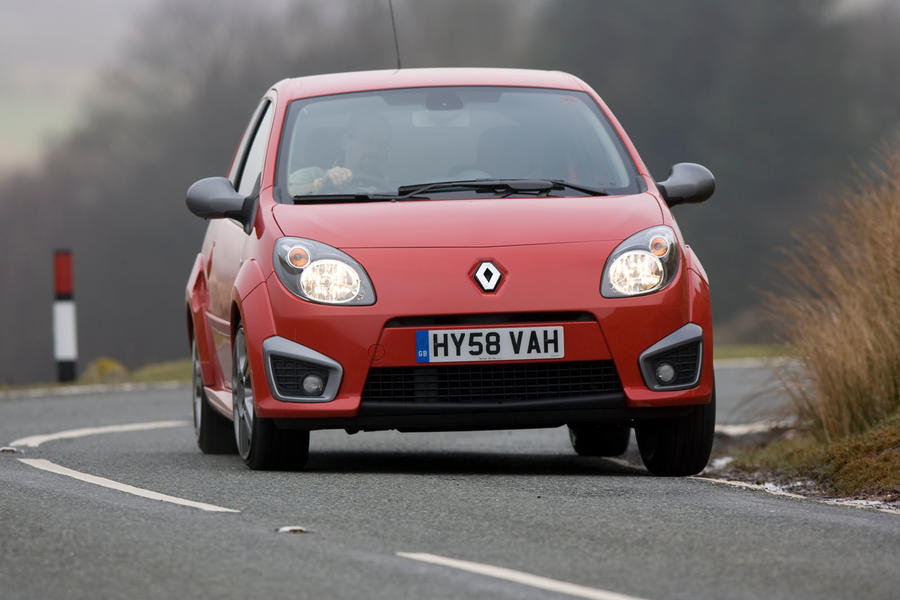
[361,361,622,405]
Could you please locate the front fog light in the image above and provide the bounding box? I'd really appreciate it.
[300,259,361,304]
[608,251,663,295]
[302,373,326,396]
[655,362,676,384]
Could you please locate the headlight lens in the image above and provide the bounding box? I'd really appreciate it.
[273,238,375,305]
[299,259,361,304]
[601,226,680,297]
[608,251,664,295]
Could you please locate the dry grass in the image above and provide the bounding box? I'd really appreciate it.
[772,147,900,442]
[129,358,191,383]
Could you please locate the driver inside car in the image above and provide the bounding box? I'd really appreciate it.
[288,114,391,196]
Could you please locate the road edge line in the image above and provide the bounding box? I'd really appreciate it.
[693,476,900,515]
[18,458,239,513]
[10,420,189,448]
[397,552,648,600]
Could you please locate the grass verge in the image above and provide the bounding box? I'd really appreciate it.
[130,359,192,383]
[0,358,192,393]
[724,410,900,501]
[721,146,900,503]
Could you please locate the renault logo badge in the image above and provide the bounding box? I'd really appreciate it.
[473,261,503,293]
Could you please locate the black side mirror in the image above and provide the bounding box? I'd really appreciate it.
[656,163,715,207]
[186,177,255,232]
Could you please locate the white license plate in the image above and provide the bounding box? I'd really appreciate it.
[415,326,564,363]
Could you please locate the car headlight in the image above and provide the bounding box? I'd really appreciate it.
[601,226,680,297]
[273,237,375,305]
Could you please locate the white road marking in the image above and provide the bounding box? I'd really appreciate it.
[10,420,188,448]
[693,476,900,515]
[714,420,794,436]
[601,457,899,516]
[18,458,239,513]
[692,476,806,499]
[10,420,239,513]
[397,552,648,600]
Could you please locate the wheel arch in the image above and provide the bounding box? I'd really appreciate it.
[229,260,279,407]
[186,253,219,387]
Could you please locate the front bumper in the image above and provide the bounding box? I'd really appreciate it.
[240,242,714,424]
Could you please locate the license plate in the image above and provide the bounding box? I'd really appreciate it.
[415,326,564,363]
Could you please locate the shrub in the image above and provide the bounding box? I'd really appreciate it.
[79,357,129,384]
[773,146,900,441]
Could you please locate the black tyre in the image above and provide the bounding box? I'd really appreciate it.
[635,389,715,476]
[232,325,310,470]
[568,423,631,457]
[192,339,236,454]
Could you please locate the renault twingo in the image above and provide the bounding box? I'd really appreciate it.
[185,68,716,474]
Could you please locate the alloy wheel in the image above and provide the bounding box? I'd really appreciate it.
[232,327,255,460]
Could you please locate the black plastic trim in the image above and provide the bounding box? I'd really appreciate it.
[263,336,343,403]
[360,393,625,415]
[638,323,703,391]
[383,311,596,328]
[273,402,695,433]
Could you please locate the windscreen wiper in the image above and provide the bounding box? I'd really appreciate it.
[547,180,609,196]
[395,179,609,200]
[292,180,610,203]
[396,179,556,199]
[292,193,397,204]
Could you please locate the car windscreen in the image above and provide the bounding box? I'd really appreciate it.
[277,86,641,201]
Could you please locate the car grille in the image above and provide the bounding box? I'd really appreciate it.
[361,361,622,404]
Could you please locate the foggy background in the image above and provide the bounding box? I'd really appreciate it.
[1,0,899,384]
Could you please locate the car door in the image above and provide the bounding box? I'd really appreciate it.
[206,97,275,388]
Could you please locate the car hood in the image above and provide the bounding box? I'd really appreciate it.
[271,193,663,248]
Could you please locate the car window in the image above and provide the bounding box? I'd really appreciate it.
[228,99,268,185]
[277,87,640,200]
[237,100,275,197]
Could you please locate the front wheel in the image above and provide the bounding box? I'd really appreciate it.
[635,389,715,476]
[232,325,309,470]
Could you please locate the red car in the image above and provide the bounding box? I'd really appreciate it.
[185,68,716,474]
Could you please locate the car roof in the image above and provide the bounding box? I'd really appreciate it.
[271,68,591,100]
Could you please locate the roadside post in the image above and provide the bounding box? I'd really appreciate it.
[53,249,78,382]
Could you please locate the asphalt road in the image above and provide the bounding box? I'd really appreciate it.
[1,363,897,600]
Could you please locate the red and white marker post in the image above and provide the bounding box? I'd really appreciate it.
[53,250,78,382]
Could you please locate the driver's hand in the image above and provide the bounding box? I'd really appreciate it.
[325,166,353,187]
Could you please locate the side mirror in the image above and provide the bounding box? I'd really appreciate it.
[656,163,715,207]
[185,176,254,231]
